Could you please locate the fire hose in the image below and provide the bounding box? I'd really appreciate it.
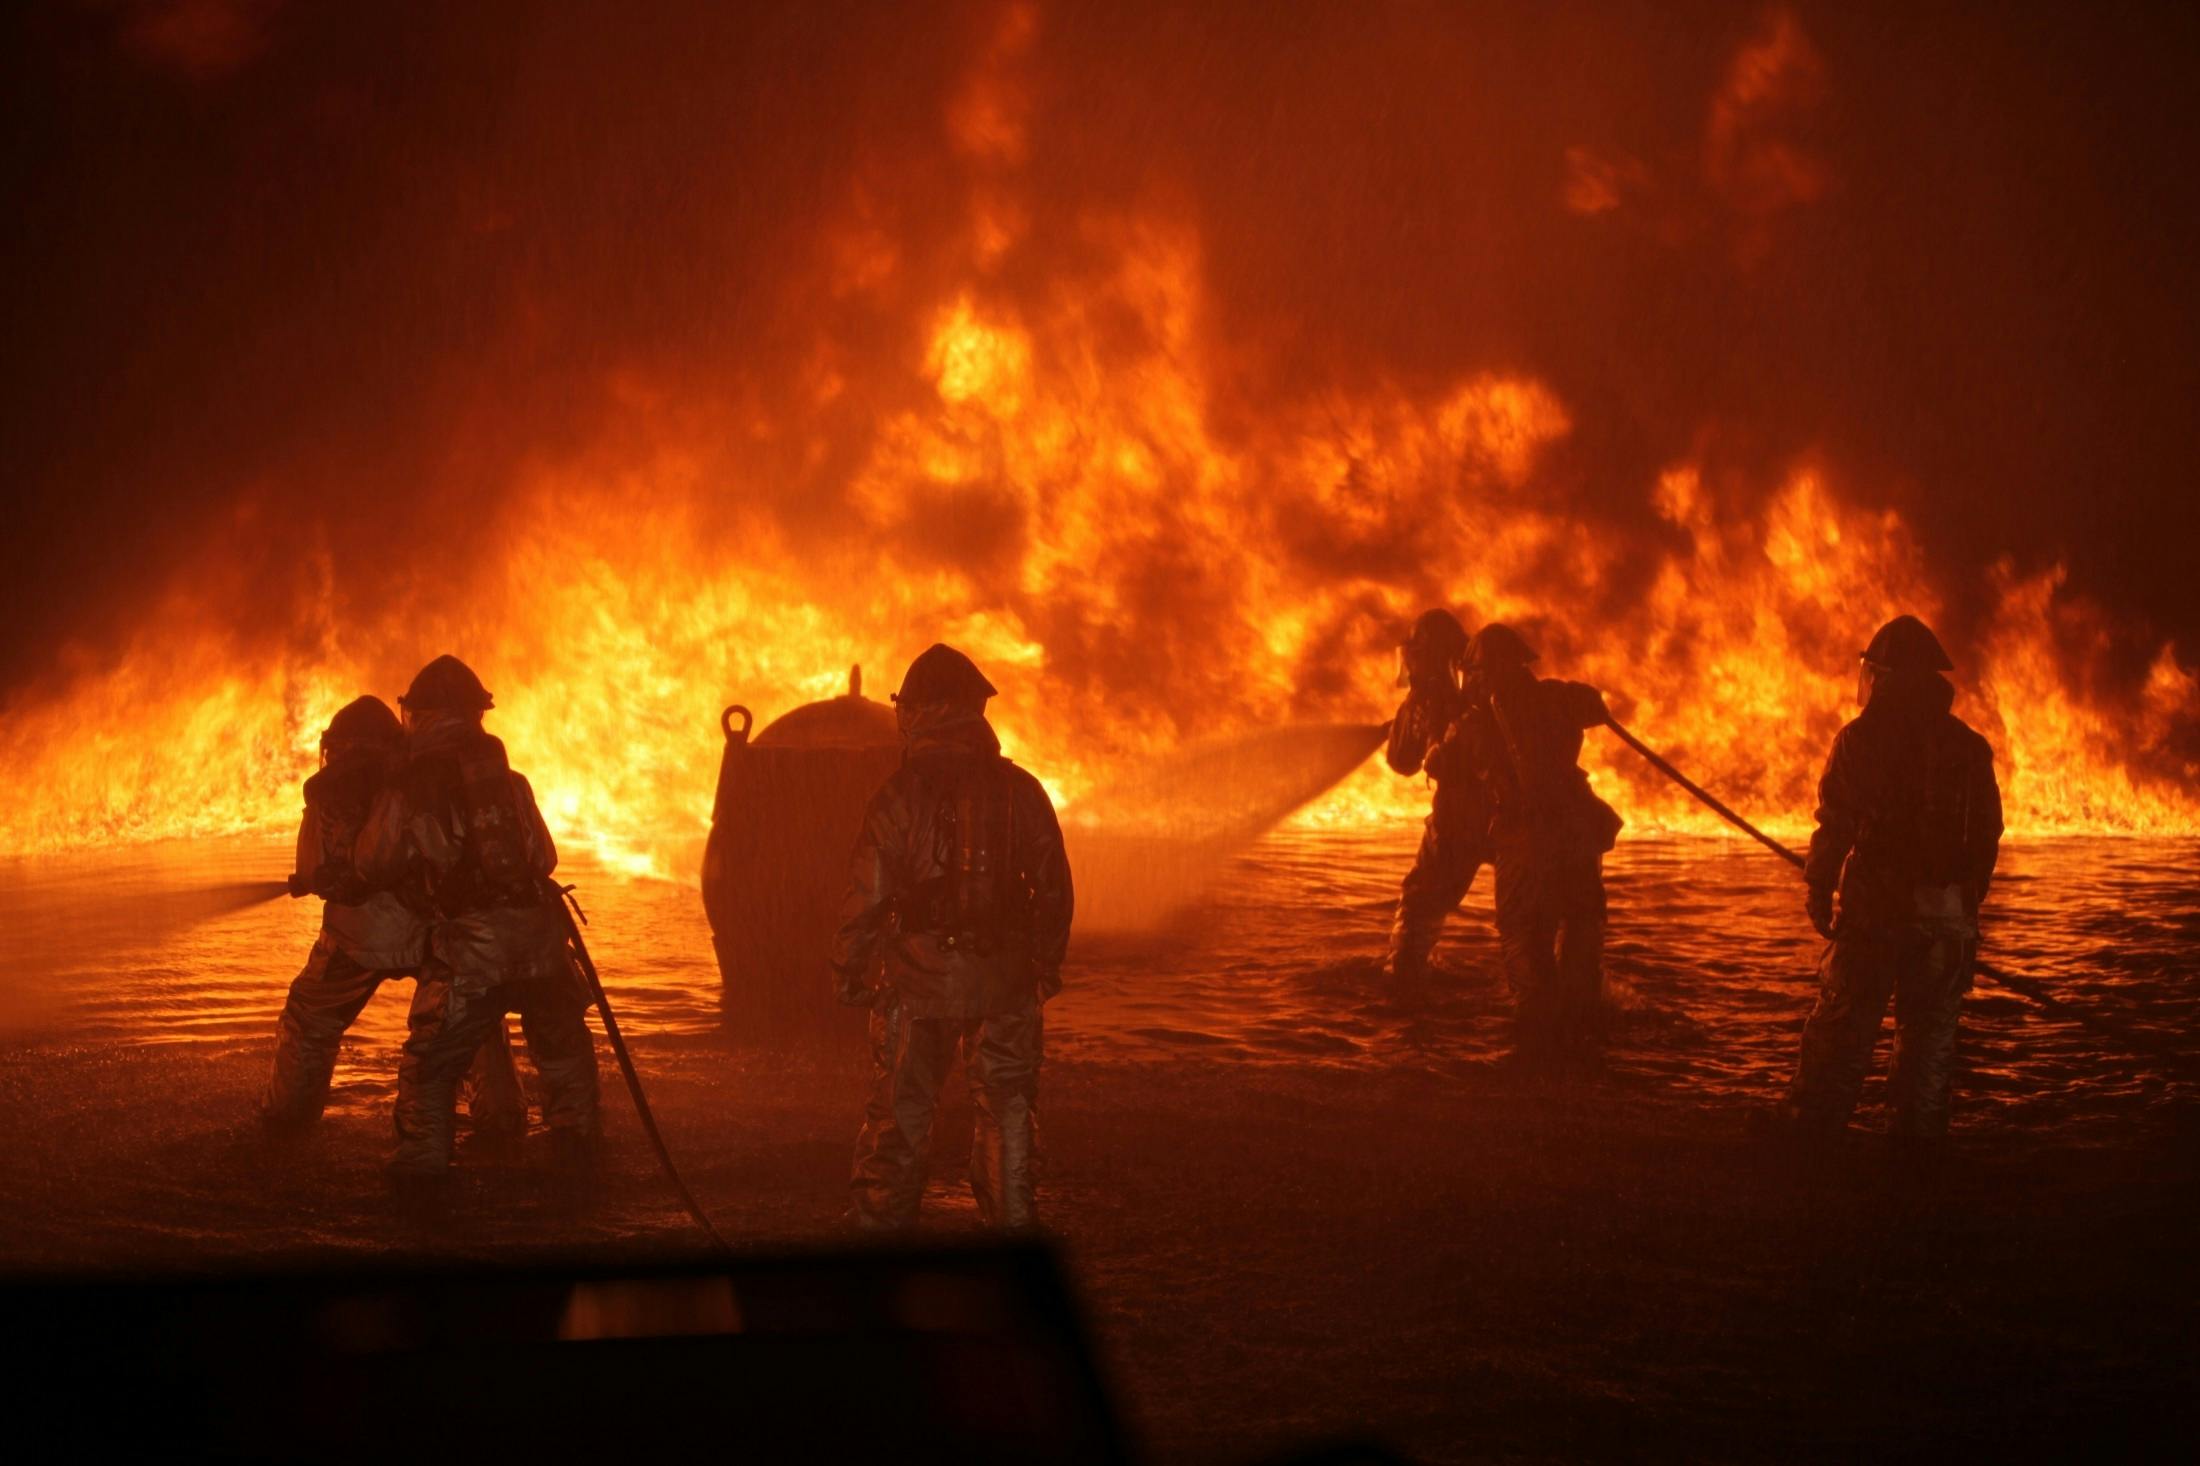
[1602,717,2187,1069]
[550,882,736,1254]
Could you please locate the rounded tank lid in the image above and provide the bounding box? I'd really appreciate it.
[754,665,900,748]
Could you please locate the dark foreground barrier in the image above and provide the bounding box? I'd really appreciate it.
[1,1241,1126,1464]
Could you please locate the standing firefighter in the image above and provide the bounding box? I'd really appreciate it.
[1468,624,1621,1052]
[262,696,523,1136]
[831,644,1074,1230]
[1781,615,2002,1147]
[1384,609,1495,989]
[356,656,601,1187]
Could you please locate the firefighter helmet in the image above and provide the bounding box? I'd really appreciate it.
[1405,608,1469,663]
[1465,622,1540,671]
[399,654,495,713]
[1859,615,1954,672]
[320,695,401,751]
[894,643,998,706]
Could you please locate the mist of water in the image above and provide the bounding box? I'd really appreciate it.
[0,855,297,1034]
[1069,722,1389,930]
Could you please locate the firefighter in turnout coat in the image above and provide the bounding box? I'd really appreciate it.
[263,695,523,1136]
[1384,609,1498,990]
[355,656,601,1181]
[830,645,1074,1230]
[1783,615,2003,1143]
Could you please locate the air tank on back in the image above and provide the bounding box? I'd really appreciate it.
[702,666,903,1046]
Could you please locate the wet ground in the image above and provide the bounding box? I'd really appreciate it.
[1,829,2195,1460]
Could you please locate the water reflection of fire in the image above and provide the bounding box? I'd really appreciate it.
[2,7,2194,873]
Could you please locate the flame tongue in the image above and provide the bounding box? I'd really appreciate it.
[0,329,2189,872]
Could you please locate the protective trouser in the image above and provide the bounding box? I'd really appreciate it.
[264,938,386,1127]
[1786,915,1974,1138]
[392,974,600,1173]
[1387,817,1488,984]
[265,938,528,1134]
[850,996,1042,1229]
[1494,851,1606,1047]
[459,1021,528,1139]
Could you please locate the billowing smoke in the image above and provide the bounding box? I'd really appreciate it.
[3,0,2195,859]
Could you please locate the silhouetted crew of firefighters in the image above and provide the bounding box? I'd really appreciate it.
[1382,606,2006,1139]
[256,607,2003,1225]
[262,695,524,1137]
[1386,616,1619,1049]
[1780,615,2003,1144]
[830,644,1074,1229]
[356,655,602,1185]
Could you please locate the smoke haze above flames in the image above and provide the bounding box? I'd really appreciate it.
[3,0,2197,861]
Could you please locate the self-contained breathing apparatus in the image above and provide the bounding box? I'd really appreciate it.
[1851,702,1987,899]
[1388,609,1471,779]
[1474,650,1623,858]
[897,754,1028,959]
[413,734,543,917]
[288,760,384,901]
[287,697,404,900]
[1850,615,1978,896]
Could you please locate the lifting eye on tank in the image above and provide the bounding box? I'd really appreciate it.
[721,705,753,744]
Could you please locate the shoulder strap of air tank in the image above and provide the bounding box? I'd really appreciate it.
[1939,714,1973,854]
[1485,687,1532,798]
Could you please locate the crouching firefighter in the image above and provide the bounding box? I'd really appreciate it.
[262,695,524,1137]
[1780,615,2002,1149]
[1467,624,1622,1054]
[1383,608,1497,991]
[831,644,1074,1230]
[356,656,602,1185]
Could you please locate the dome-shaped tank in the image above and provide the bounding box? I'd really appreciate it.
[702,667,903,1045]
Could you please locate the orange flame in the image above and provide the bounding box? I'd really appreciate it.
[1,10,2194,872]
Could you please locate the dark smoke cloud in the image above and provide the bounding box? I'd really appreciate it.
[4,0,2197,716]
